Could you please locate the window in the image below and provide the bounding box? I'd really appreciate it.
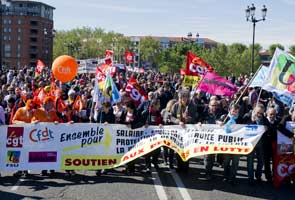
[5,44,11,57]
[30,21,38,26]
[18,36,21,41]
[18,19,21,25]
[18,28,21,33]
[30,38,37,42]
[30,29,38,34]
[4,19,11,25]
[30,54,37,59]
[6,35,11,41]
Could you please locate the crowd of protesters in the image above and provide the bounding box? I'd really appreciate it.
[0,66,294,187]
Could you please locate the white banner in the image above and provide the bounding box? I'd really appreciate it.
[0,123,265,171]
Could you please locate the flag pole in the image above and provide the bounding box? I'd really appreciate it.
[233,64,263,106]
[222,65,263,124]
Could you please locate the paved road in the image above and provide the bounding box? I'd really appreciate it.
[0,156,294,200]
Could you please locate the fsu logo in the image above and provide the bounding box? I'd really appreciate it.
[6,127,24,148]
[6,151,21,167]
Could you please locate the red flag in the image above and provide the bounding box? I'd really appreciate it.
[125,77,148,106]
[105,50,114,57]
[33,88,47,105]
[56,97,67,113]
[125,50,134,63]
[97,64,117,77]
[186,52,213,76]
[73,95,84,112]
[35,59,46,77]
[105,50,114,66]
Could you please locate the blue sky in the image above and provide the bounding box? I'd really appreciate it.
[41,0,295,49]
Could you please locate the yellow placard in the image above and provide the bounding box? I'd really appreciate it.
[183,75,201,87]
[61,155,121,170]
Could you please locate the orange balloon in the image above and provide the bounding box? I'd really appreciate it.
[52,55,78,83]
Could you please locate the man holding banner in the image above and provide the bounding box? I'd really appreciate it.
[200,98,223,180]
[219,104,244,185]
[243,104,268,185]
[170,89,199,173]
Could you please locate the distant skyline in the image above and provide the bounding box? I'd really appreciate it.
[41,0,295,49]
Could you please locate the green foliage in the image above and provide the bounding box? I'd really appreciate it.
[53,27,131,61]
[289,45,295,56]
[269,43,285,57]
[159,65,169,73]
[53,27,282,76]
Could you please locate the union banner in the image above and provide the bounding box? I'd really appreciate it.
[0,123,265,171]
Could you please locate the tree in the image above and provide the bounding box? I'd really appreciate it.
[289,45,295,56]
[240,43,262,75]
[269,43,285,57]
[139,37,161,69]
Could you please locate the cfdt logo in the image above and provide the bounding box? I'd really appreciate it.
[6,151,21,167]
[6,127,24,148]
[29,127,54,143]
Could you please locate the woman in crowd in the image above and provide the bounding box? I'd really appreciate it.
[161,99,177,169]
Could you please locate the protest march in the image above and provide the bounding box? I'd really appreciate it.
[0,47,294,190]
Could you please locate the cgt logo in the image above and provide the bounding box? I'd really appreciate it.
[277,163,295,178]
[189,63,208,76]
[6,127,24,148]
[6,151,21,167]
[29,127,54,143]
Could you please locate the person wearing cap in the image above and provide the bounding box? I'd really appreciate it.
[32,96,60,176]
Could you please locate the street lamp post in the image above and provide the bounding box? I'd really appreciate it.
[196,32,200,47]
[245,4,267,74]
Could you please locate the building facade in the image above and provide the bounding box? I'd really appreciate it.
[1,0,55,70]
